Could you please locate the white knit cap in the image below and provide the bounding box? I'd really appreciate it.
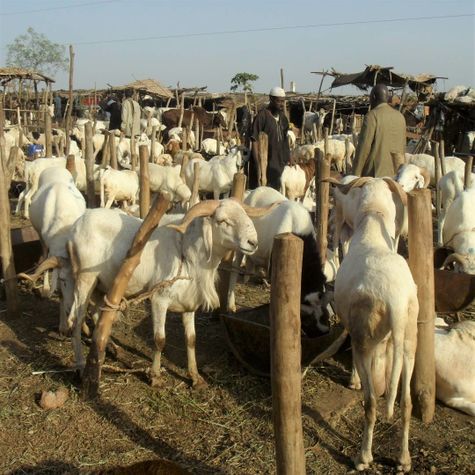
[269,86,285,98]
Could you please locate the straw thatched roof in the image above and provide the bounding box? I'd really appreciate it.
[0,67,55,85]
[112,78,173,99]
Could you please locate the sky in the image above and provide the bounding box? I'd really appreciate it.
[0,0,474,95]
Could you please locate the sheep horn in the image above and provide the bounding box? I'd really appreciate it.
[167,200,220,234]
[322,176,372,194]
[382,177,408,207]
[442,253,466,269]
[419,167,431,188]
[17,256,63,283]
[240,200,282,217]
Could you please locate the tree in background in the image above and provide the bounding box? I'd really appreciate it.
[6,27,68,76]
[230,73,259,93]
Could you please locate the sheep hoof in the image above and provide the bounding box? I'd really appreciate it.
[354,454,372,471]
[397,454,411,473]
[192,376,207,390]
[348,382,361,391]
[150,375,165,388]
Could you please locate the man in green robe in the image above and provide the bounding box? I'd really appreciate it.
[353,84,406,177]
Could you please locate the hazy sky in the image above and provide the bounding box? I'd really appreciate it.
[0,0,474,95]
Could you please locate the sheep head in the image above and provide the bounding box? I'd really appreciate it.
[442,252,475,275]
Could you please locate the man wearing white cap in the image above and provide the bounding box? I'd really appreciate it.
[249,87,290,190]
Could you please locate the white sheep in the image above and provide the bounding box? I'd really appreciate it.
[66,199,271,385]
[434,318,475,416]
[437,170,475,245]
[19,167,86,333]
[201,138,228,156]
[441,187,475,274]
[146,163,191,206]
[15,156,87,218]
[184,147,242,199]
[168,127,196,149]
[330,177,418,472]
[315,138,355,173]
[405,153,465,186]
[99,167,139,208]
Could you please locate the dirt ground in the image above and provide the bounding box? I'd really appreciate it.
[1,279,474,475]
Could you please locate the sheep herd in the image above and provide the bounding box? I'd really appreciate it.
[4,107,475,474]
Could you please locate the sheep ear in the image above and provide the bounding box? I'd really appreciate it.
[202,217,213,263]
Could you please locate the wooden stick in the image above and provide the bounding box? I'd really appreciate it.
[109,131,118,169]
[329,99,336,136]
[280,68,284,89]
[84,122,96,208]
[258,131,268,186]
[178,93,185,128]
[65,45,74,156]
[0,105,20,318]
[300,99,306,145]
[434,142,441,221]
[100,132,110,168]
[150,125,157,162]
[194,114,200,152]
[180,153,189,182]
[44,108,52,157]
[219,172,247,312]
[312,123,318,145]
[189,161,200,208]
[66,154,76,175]
[182,127,188,152]
[130,134,137,171]
[408,188,435,423]
[464,156,473,190]
[82,192,171,399]
[270,233,305,475]
[139,145,150,218]
[315,148,331,268]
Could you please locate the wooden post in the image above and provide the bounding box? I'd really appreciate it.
[315,148,331,268]
[82,193,171,399]
[101,132,110,168]
[439,138,445,168]
[65,45,74,156]
[189,161,201,208]
[408,188,436,423]
[270,233,305,475]
[130,134,137,171]
[258,131,268,186]
[182,127,188,152]
[280,68,284,89]
[344,137,350,175]
[139,145,150,218]
[464,156,473,190]
[150,125,157,162]
[178,93,185,128]
[329,99,336,136]
[300,99,306,145]
[434,142,441,220]
[0,135,20,319]
[84,122,96,208]
[66,154,76,176]
[109,132,118,169]
[45,108,52,156]
[194,115,200,151]
[180,154,189,182]
[219,172,247,312]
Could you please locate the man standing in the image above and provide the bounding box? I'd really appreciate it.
[121,89,141,138]
[102,96,122,131]
[250,87,290,190]
[352,84,406,177]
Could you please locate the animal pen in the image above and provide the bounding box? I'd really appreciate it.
[0,63,475,474]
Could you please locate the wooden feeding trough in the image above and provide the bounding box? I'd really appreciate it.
[220,304,342,377]
[1,226,42,278]
[433,248,475,312]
